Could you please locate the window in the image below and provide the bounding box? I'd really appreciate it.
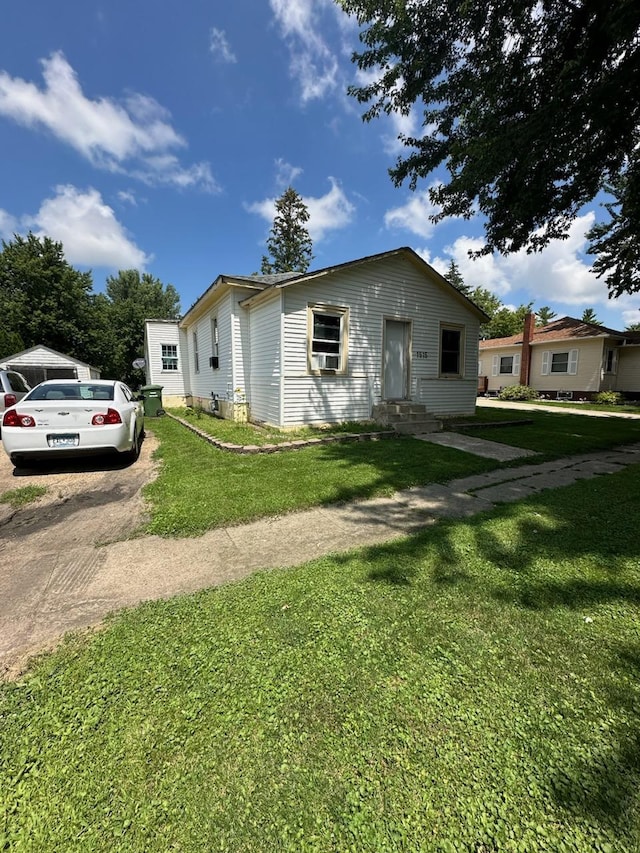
[308,306,348,372]
[193,331,199,373]
[499,356,514,374]
[210,318,219,369]
[604,348,617,374]
[541,349,578,375]
[440,325,463,376]
[161,343,178,371]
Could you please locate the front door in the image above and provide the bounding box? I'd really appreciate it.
[383,319,410,400]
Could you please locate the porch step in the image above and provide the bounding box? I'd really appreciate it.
[372,402,442,435]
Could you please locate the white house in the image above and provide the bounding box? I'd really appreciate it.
[0,345,101,387]
[144,247,488,427]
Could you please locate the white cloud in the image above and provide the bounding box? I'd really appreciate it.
[384,186,447,240]
[622,307,640,328]
[0,52,217,191]
[269,0,350,102]
[23,185,151,270]
[275,158,304,189]
[117,190,137,206]
[247,177,355,242]
[0,209,18,238]
[210,28,237,64]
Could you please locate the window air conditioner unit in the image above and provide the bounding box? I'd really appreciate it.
[314,354,339,370]
[209,356,219,369]
[556,390,573,401]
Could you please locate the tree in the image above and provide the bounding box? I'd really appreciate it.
[586,165,640,297]
[536,306,557,326]
[261,187,314,274]
[581,307,601,325]
[104,270,180,386]
[626,320,640,331]
[341,0,640,290]
[0,233,106,368]
[443,260,471,296]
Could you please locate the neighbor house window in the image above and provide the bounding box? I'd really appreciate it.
[499,356,514,374]
[308,305,348,373]
[193,331,199,373]
[492,353,520,376]
[161,343,178,371]
[541,349,578,375]
[440,325,464,376]
[604,348,617,374]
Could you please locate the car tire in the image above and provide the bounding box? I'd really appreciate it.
[125,428,141,463]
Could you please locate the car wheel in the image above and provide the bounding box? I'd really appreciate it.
[126,428,141,463]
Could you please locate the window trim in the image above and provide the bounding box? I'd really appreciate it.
[193,330,199,373]
[161,343,179,372]
[541,349,578,375]
[439,323,465,378]
[307,304,349,375]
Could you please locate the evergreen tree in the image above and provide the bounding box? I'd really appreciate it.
[536,306,557,326]
[581,307,601,326]
[443,260,470,295]
[261,187,314,274]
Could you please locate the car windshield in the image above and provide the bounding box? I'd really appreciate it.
[28,384,115,402]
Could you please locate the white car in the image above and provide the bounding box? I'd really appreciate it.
[1,379,144,467]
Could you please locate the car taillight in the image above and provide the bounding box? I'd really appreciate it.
[4,393,17,407]
[92,408,122,426]
[3,410,36,427]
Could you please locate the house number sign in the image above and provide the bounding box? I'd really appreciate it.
[414,350,428,359]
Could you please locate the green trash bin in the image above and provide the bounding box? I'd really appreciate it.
[139,384,164,417]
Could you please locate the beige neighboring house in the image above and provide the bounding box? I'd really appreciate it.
[144,247,489,427]
[479,315,640,401]
[0,345,101,388]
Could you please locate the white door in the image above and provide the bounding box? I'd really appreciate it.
[383,320,410,400]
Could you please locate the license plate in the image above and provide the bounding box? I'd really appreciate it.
[47,434,79,448]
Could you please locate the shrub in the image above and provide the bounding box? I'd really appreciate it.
[593,390,624,406]
[498,384,539,401]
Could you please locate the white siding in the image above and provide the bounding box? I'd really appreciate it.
[615,346,640,393]
[184,292,235,403]
[144,321,187,403]
[247,291,282,425]
[0,346,99,380]
[280,255,481,423]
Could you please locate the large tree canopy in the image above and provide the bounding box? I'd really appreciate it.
[341,0,640,293]
[261,187,314,274]
[105,270,180,386]
[0,233,106,367]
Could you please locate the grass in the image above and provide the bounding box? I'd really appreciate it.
[0,485,47,508]
[452,408,640,458]
[2,464,639,851]
[141,417,500,536]
[141,410,640,537]
[169,406,389,445]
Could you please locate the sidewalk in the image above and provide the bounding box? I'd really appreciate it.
[2,440,640,677]
[476,397,640,419]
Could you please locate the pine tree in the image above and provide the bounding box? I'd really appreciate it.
[443,260,470,295]
[261,187,314,274]
[581,308,601,326]
[536,306,557,326]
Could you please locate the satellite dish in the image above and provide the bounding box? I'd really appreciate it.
[132,358,146,370]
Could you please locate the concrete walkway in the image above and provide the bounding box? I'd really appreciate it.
[476,397,640,419]
[2,440,640,677]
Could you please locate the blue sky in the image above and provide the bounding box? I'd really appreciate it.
[1,0,638,330]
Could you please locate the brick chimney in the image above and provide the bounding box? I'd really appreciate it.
[519,312,536,385]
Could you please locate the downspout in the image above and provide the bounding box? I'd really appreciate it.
[519,312,535,386]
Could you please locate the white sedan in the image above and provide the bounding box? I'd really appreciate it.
[1,379,145,467]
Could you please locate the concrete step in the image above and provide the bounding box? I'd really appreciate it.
[393,419,443,434]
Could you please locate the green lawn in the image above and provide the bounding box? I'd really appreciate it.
[141,409,640,537]
[2,465,639,851]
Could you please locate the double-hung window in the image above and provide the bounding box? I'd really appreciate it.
[309,306,348,373]
[193,331,199,373]
[161,343,178,371]
[210,318,219,369]
[541,349,578,375]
